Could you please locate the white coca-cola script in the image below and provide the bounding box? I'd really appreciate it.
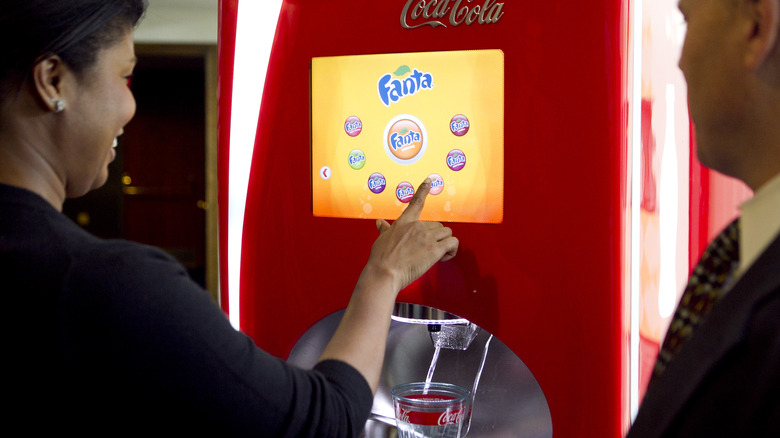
[438,408,465,425]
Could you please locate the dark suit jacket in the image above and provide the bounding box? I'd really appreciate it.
[628,233,780,437]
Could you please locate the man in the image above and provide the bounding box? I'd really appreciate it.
[628,0,779,436]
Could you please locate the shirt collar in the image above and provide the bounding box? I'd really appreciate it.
[738,172,780,277]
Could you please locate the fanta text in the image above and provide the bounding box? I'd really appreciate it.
[447,155,465,166]
[349,154,365,165]
[390,130,421,151]
[451,119,469,131]
[397,187,414,197]
[369,179,385,190]
[345,121,362,131]
[378,69,433,107]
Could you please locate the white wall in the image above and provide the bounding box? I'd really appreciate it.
[135,0,218,44]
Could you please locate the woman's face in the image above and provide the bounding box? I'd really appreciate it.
[60,29,136,198]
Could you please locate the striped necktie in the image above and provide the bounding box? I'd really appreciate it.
[653,218,741,378]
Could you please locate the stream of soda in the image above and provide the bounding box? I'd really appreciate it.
[423,345,441,393]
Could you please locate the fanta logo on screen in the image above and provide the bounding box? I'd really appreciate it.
[368,173,387,194]
[348,149,366,170]
[378,66,433,107]
[396,182,415,203]
[390,129,421,151]
[401,0,505,29]
[450,114,470,136]
[451,119,468,131]
[387,118,424,161]
[448,155,465,166]
[383,114,428,165]
[447,149,466,171]
[344,116,362,137]
[427,173,444,195]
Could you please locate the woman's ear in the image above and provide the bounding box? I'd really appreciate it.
[744,0,780,70]
[31,55,68,113]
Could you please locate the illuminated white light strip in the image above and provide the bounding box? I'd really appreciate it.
[658,84,679,319]
[389,316,470,325]
[228,0,284,330]
[629,0,643,423]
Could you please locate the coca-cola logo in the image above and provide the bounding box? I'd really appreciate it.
[397,407,411,423]
[401,0,505,29]
[396,405,467,426]
[438,408,465,425]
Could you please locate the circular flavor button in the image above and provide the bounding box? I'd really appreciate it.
[396,182,415,203]
[450,114,470,136]
[383,114,427,165]
[427,174,444,195]
[368,173,387,194]
[345,116,362,137]
[446,149,467,171]
[348,149,366,170]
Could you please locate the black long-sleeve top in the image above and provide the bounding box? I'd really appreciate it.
[0,183,372,436]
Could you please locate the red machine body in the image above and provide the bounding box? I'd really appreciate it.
[220,1,633,436]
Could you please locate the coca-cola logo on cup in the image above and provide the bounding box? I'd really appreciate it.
[438,408,466,425]
[397,405,467,426]
[397,407,411,424]
[401,0,505,29]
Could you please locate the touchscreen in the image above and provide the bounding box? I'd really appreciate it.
[311,49,504,223]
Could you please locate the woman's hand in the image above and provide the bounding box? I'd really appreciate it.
[366,178,459,292]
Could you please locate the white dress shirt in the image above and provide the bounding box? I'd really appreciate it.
[735,172,780,281]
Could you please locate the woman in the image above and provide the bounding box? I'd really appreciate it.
[0,1,458,435]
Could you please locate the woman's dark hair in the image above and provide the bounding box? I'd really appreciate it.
[0,0,147,100]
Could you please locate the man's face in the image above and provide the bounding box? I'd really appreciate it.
[678,0,745,172]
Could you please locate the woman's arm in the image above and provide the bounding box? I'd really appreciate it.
[317,178,459,392]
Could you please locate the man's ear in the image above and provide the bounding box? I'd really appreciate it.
[31,55,68,112]
[744,0,780,70]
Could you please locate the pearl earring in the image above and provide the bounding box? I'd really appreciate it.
[52,99,65,112]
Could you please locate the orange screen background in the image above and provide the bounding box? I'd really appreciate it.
[311,49,504,223]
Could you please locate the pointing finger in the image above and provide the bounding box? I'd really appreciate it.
[396,178,431,223]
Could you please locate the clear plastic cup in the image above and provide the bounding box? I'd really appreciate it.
[391,382,472,438]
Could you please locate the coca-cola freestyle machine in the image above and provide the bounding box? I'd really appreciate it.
[218,1,642,436]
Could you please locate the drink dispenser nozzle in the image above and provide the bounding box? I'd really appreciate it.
[391,303,479,350]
